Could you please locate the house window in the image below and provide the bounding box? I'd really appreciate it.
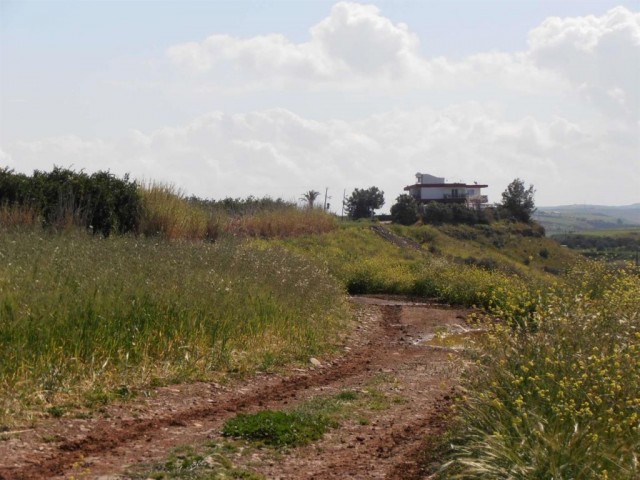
[468,189,475,195]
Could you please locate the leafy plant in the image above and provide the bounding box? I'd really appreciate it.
[499,178,536,223]
[344,187,384,220]
[390,194,419,225]
[222,410,332,447]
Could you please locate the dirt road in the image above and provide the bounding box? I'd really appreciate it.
[0,296,473,480]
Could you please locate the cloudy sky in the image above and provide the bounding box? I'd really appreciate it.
[1,0,639,209]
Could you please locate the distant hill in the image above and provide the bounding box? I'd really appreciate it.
[534,204,640,234]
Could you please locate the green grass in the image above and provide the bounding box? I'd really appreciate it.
[129,386,394,479]
[221,384,396,449]
[222,410,333,448]
[0,230,349,424]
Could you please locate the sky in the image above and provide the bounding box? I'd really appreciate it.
[1,0,639,209]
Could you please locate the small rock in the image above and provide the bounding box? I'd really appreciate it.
[310,357,322,367]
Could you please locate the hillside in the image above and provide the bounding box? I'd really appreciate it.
[535,203,640,234]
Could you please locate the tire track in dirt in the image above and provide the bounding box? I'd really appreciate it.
[0,297,469,480]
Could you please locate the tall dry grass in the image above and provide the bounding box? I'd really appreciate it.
[0,204,40,228]
[139,183,336,241]
[139,183,225,240]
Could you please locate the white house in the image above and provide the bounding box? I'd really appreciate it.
[404,173,488,206]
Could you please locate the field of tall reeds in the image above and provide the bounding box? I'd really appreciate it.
[0,230,348,425]
[139,183,336,240]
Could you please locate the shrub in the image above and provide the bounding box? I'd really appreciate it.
[421,202,487,226]
[390,194,419,225]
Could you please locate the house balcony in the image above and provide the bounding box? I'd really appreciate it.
[443,193,468,200]
[467,195,489,204]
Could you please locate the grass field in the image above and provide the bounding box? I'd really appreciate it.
[0,229,348,424]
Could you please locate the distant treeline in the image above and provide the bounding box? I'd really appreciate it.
[187,195,295,216]
[552,233,640,251]
[0,167,301,237]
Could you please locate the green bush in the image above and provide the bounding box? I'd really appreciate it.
[421,201,487,226]
[0,167,140,236]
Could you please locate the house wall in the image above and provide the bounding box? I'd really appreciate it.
[421,186,448,199]
[418,173,445,184]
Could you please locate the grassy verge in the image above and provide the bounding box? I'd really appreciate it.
[277,223,550,319]
[440,262,640,479]
[0,230,349,425]
[276,223,638,477]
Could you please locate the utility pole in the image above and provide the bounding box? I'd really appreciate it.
[341,189,346,219]
[323,187,330,211]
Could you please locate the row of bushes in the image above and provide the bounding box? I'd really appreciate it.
[552,232,640,250]
[0,168,335,239]
[390,196,528,227]
[0,167,140,236]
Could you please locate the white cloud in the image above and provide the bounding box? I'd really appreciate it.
[3,4,639,208]
[166,3,639,121]
[528,6,640,120]
[4,105,637,206]
[167,2,421,83]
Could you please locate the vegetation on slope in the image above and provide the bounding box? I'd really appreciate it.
[441,262,639,479]
[278,223,638,478]
[278,221,572,317]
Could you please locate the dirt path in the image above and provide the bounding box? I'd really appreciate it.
[0,296,472,480]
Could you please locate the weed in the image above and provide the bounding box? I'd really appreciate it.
[46,406,66,418]
[335,390,358,401]
[222,410,332,448]
[127,444,265,479]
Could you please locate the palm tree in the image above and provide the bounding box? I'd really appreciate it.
[301,190,320,209]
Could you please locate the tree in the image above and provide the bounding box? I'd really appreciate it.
[500,178,536,223]
[345,187,384,220]
[390,194,419,225]
[300,190,320,209]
